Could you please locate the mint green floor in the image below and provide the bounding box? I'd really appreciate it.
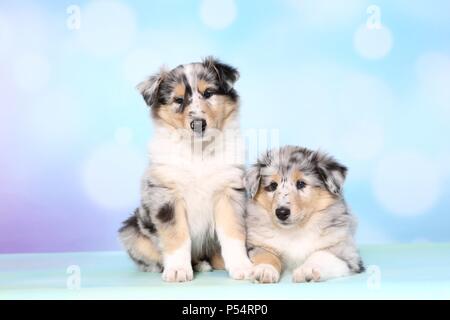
[1,243,449,299]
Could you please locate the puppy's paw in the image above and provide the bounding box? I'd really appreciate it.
[228,260,253,280]
[193,260,213,272]
[138,263,163,273]
[251,264,280,284]
[292,265,321,283]
[162,265,194,282]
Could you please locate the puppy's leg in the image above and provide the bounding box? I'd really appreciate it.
[193,247,224,272]
[292,250,350,283]
[249,247,282,284]
[209,249,225,270]
[214,188,252,280]
[193,260,213,272]
[119,211,162,272]
[157,201,194,282]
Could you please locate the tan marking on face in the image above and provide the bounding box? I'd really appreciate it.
[271,173,281,184]
[202,99,220,128]
[152,80,191,130]
[158,200,190,253]
[254,169,338,227]
[254,173,281,213]
[174,82,185,97]
[218,97,238,129]
[155,105,186,129]
[214,190,245,241]
[255,188,272,213]
[153,77,238,132]
[249,247,282,273]
[199,93,238,131]
[197,79,208,94]
[134,236,161,263]
[290,185,337,226]
[291,170,304,183]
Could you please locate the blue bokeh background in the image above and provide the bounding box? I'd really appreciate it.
[1,0,449,253]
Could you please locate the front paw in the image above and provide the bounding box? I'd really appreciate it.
[251,264,280,284]
[228,261,253,280]
[162,265,194,282]
[292,265,321,283]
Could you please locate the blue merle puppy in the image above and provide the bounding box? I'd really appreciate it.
[119,57,252,282]
[244,146,364,283]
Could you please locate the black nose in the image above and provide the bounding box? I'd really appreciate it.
[275,207,290,221]
[190,119,207,133]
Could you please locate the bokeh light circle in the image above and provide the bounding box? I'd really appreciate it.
[115,127,134,145]
[416,52,450,117]
[82,144,146,210]
[373,151,441,216]
[200,0,237,30]
[78,0,137,57]
[354,24,393,60]
[340,121,385,161]
[289,0,367,29]
[0,13,13,60]
[12,53,50,94]
[123,48,162,86]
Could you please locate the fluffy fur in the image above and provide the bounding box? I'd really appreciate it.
[244,146,364,283]
[119,57,252,282]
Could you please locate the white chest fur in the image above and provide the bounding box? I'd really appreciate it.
[267,228,320,270]
[247,203,324,270]
[148,127,245,256]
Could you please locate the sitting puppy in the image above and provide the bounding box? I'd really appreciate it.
[244,146,364,283]
[119,57,252,282]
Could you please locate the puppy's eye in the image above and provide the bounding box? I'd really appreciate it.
[296,180,306,190]
[174,97,184,105]
[264,182,278,192]
[203,89,214,99]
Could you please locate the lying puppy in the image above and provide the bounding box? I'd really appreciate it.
[119,57,252,282]
[245,146,364,283]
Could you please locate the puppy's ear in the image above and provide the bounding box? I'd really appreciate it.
[316,154,348,196]
[136,68,168,107]
[203,56,240,92]
[244,164,261,199]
